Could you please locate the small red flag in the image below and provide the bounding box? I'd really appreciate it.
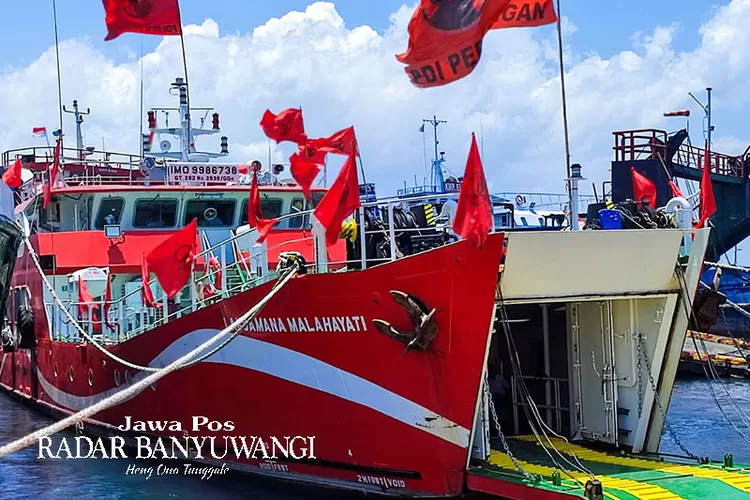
[145,218,198,299]
[630,167,657,206]
[453,133,492,248]
[2,158,22,189]
[697,143,716,227]
[103,275,116,331]
[491,0,558,29]
[141,253,158,308]
[259,108,307,145]
[289,153,320,201]
[248,172,278,243]
[78,277,98,317]
[397,0,557,88]
[668,179,683,199]
[43,138,62,209]
[313,154,360,246]
[102,0,183,41]
[309,127,359,157]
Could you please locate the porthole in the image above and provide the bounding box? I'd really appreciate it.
[68,366,74,383]
[114,369,121,387]
[125,371,132,385]
[150,381,157,392]
[53,363,58,378]
[88,369,93,387]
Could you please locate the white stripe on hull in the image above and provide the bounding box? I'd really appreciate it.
[35,329,471,448]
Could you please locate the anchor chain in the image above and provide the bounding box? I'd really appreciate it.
[484,372,535,480]
[637,334,698,460]
[637,338,643,417]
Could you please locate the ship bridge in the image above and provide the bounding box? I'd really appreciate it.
[610,128,750,261]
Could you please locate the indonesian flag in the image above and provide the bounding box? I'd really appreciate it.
[248,171,278,243]
[102,0,183,41]
[32,127,47,137]
[259,108,307,145]
[145,218,198,299]
[452,133,492,248]
[313,154,360,246]
[396,0,557,88]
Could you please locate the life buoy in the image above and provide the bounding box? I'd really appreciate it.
[17,305,35,350]
[515,195,526,206]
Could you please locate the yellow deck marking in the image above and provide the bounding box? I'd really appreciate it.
[489,450,685,500]
[513,436,750,493]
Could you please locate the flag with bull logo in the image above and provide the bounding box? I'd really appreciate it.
[396,0,557,88]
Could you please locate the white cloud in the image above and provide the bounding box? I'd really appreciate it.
[2,0,750,198]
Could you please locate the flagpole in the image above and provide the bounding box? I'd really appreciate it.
[139,39,144,158]
[176,3,192,158]
[555,0,574,225]
[52,0,64,150]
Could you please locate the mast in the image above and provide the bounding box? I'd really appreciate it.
[422,115,447,192]
[555,0,576,229]
[62,100,90,160]
[52,0,64,151]
[689,87,714,151]
[147,77,228,163]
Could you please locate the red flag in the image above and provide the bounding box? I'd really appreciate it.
[397,0,557,88]
[668,179,683,199]
[630,167,657,206]
[208,257,222,290]
[78,277,98,317]
[298,143,327,165]
[259,108,307,145]
[697,143,716,227]
[145,218,198,299]
[141,253,158,308]
[103,275,116,331]
[248,172,278,243]
[309,127,359,157]
[43,138,62,209]
[313,154,360,246]
[102,0,183,41]
[2,158,22,189]
[491,0,558,29]
[453,133,492,248]
[289,153,320,201]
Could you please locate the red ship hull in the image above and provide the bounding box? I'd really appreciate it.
[0,233,505,497]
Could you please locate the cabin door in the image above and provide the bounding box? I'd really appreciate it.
[569,301,619,445]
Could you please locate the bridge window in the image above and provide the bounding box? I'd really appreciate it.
[134,199,178,228]
[185,200,236,227]
[520,217,528,226]
[95,198,125,230]
[240,198,283,226]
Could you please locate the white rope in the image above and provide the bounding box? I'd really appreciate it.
[0,264,298,459]
[22,234,160,372]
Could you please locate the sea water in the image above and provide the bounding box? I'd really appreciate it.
[0,379,748,499]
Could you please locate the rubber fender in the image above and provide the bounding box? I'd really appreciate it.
[17,305,35,350]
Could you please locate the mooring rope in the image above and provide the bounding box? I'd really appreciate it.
[0,262,298,459]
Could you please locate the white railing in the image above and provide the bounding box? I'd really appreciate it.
[48,190,671,344]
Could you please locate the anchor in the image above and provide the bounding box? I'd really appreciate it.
[373,291,439,355]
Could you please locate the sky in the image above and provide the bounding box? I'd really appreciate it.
[1,0,750,258]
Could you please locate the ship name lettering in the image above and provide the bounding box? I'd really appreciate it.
[356,475,406,488]
[242,316,368,334]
